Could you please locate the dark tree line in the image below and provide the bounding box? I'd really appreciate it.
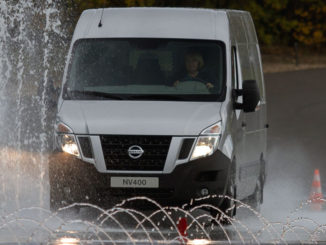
[60,0,326,48]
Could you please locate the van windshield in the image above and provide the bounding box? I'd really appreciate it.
[64,38,226,102]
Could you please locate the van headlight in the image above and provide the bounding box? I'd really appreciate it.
[190,122,222,161]
[55,122,80,157]
[59,134,80,156]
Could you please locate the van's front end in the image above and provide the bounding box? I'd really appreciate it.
[50,8,235,211]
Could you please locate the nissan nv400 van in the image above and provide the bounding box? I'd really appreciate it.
[50,8,267,218]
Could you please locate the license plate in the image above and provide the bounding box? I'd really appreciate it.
[111,177,159,188]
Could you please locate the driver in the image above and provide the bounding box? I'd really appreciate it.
[174,52,214,89]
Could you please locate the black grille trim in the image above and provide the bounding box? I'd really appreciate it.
[78,136,93,158]
[100,135,172,171]
[178,138,195,160]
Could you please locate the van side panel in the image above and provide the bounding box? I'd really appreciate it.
[227,12,248,199]
[228,11,267,199]
[241,14,267,160]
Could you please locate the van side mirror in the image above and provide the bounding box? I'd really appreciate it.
[233,80,260,113]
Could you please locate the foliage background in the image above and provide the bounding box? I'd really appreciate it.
[61,0,326,50]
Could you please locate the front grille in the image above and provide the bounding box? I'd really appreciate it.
[101,135,172,171]
[104,188,174,199]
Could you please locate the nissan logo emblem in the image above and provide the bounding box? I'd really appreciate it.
[128,145,144,159]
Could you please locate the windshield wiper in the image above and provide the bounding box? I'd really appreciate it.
[129,94,186,101]
[67,90,127,100]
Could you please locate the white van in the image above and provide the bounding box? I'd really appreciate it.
[50,8,267,218]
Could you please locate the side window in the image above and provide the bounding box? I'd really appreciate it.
[231,46,239,90]
[232,46,243,110]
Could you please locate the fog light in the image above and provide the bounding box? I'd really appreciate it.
[200,188,209,196]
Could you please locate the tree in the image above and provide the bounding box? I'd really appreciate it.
[63,0,326,48]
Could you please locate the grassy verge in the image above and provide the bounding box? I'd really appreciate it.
[261,46,326,73]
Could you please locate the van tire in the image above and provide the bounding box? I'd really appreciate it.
[209,182,236,226]
[48,153,80,213]
[210,162,237,225]
[49,173,83,214]
[49,158,63,212]
[49,168,69,212]
[259,155,265,204]
[248,178,263,212]
[260,155,266,187]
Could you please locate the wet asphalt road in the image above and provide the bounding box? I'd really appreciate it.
[1,68,326,244]
[264,68,326,209]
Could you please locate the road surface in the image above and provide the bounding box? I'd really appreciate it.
[0,68,326,244]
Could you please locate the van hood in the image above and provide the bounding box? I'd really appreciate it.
[57,101,222,136]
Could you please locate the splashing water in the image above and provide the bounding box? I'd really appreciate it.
[0,0,67,212]
[1,1,326,244]
[0,196,324,244]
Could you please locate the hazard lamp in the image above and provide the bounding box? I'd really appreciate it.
[190,122,221,161]
[55,121,80,157]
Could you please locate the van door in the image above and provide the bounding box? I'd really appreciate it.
[230,46,250,200]
[228,12,265,199]
[237,43,264,198]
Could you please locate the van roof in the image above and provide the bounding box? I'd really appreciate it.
[72,8,249,43]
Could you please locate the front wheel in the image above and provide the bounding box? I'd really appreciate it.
[210,165,237,225]
[247,179,263,212]
[49,158,77,212]
[48,152,92,213]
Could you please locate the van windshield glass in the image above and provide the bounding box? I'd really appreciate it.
[64,38,226,101]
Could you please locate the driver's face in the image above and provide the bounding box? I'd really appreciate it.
[185,56,200,73]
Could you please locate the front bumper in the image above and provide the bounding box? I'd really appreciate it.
[49,149,231,208]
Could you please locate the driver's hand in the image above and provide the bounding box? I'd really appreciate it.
[173,80,180,87]
[206,82,214,89]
